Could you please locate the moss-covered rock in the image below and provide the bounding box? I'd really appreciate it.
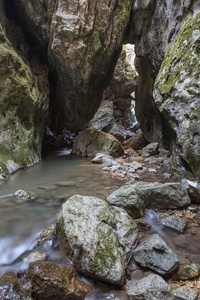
[72,127,124,157]
[57,195,138,285]
[0,25,49,176]
[154,12,200,179]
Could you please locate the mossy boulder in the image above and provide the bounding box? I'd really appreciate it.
[154,12,200,179]
[0,26,49,176]
[107,182,191,212]
[57,195,138,285]
[72,127,124,157]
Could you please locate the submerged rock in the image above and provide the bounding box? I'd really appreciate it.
[176,263,199,280]
[72,127,124,158]
[28,261,93,300]
[126,274,174,300]
[0,271,31,300]
[57,195,138,285]
[171,285,199,300]
[159,213,188,232]
[133,234,179,275]
[14,189,32,201]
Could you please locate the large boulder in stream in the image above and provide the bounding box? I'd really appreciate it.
[107,182,191,215]
[72,127,124,158]
[57,195,138,285]
[133,234,179,275]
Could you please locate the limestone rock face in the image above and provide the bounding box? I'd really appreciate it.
[57,195,138,285]
[127,1,200,179]
[0,26,49,176]
[14,0,133,130]
[72,127,124,157]
[154,12,200,179]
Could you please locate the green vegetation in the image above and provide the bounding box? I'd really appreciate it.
[155,12,200,95]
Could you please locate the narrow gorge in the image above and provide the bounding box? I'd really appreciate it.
[0,0,200,299]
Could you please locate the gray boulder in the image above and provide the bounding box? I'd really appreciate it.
[126,274,175,300]
[72,127,124,158]
[89,100,114,131]
[133,234,179,275]
[159,213,188,232]
[141,142,159,157]
[107,182,191,215]
[171,286,199,300]
[107,185,145,219]
[57,195,138,285]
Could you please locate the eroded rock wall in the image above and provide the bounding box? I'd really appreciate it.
[0,7,49,175]
[13,0,133,131]
[127,0,200,178]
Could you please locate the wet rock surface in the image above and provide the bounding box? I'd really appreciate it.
[72,127,124,158]
[57,195,138,285]
[107,182,191,214]
[126,274,174,300]
[0,271,31,300]
[28,260,93,300]
[133,234,179,275]
[159,213,188,232]
[0,25,49,176]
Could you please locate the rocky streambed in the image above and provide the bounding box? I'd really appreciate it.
[0,145,200,300]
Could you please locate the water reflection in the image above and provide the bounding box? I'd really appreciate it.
[0,153,124,275]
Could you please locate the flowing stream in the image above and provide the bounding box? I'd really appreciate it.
[0,151,200,298]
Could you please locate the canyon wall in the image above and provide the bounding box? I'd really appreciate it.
[0,0,200,179]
